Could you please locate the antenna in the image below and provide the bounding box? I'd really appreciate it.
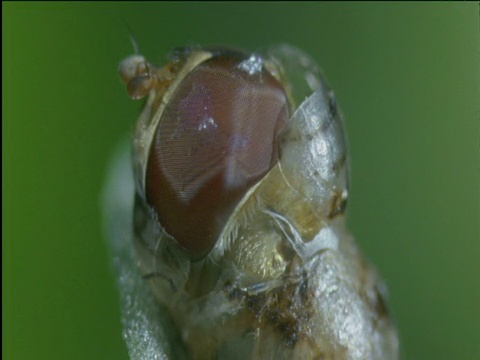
[123,19,140,54]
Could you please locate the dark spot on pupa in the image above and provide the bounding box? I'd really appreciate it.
[331,153,347,175]
[243,280,315,349]
[299,277,309,303]
[328,191,348,219]
[373,286,389,320]
[328,90,337,118]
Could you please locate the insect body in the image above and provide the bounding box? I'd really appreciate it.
[116,45,399,359]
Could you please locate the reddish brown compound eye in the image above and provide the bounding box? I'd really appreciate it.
[146,52,289,258]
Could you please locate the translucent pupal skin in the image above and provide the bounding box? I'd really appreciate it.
[121,45,399,359]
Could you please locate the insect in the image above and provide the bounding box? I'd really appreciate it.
[107,44,399,360]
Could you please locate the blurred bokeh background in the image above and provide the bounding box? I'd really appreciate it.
[3,3,478,360]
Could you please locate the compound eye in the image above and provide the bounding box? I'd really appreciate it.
[146,53,289,258]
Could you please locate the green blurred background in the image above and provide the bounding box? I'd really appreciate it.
[3,3,479,359]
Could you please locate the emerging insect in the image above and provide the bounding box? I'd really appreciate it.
[105,44,399,360]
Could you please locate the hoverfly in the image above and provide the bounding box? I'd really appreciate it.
[104,44,399,359]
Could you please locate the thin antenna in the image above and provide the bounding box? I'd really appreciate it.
[123,19,140,54]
